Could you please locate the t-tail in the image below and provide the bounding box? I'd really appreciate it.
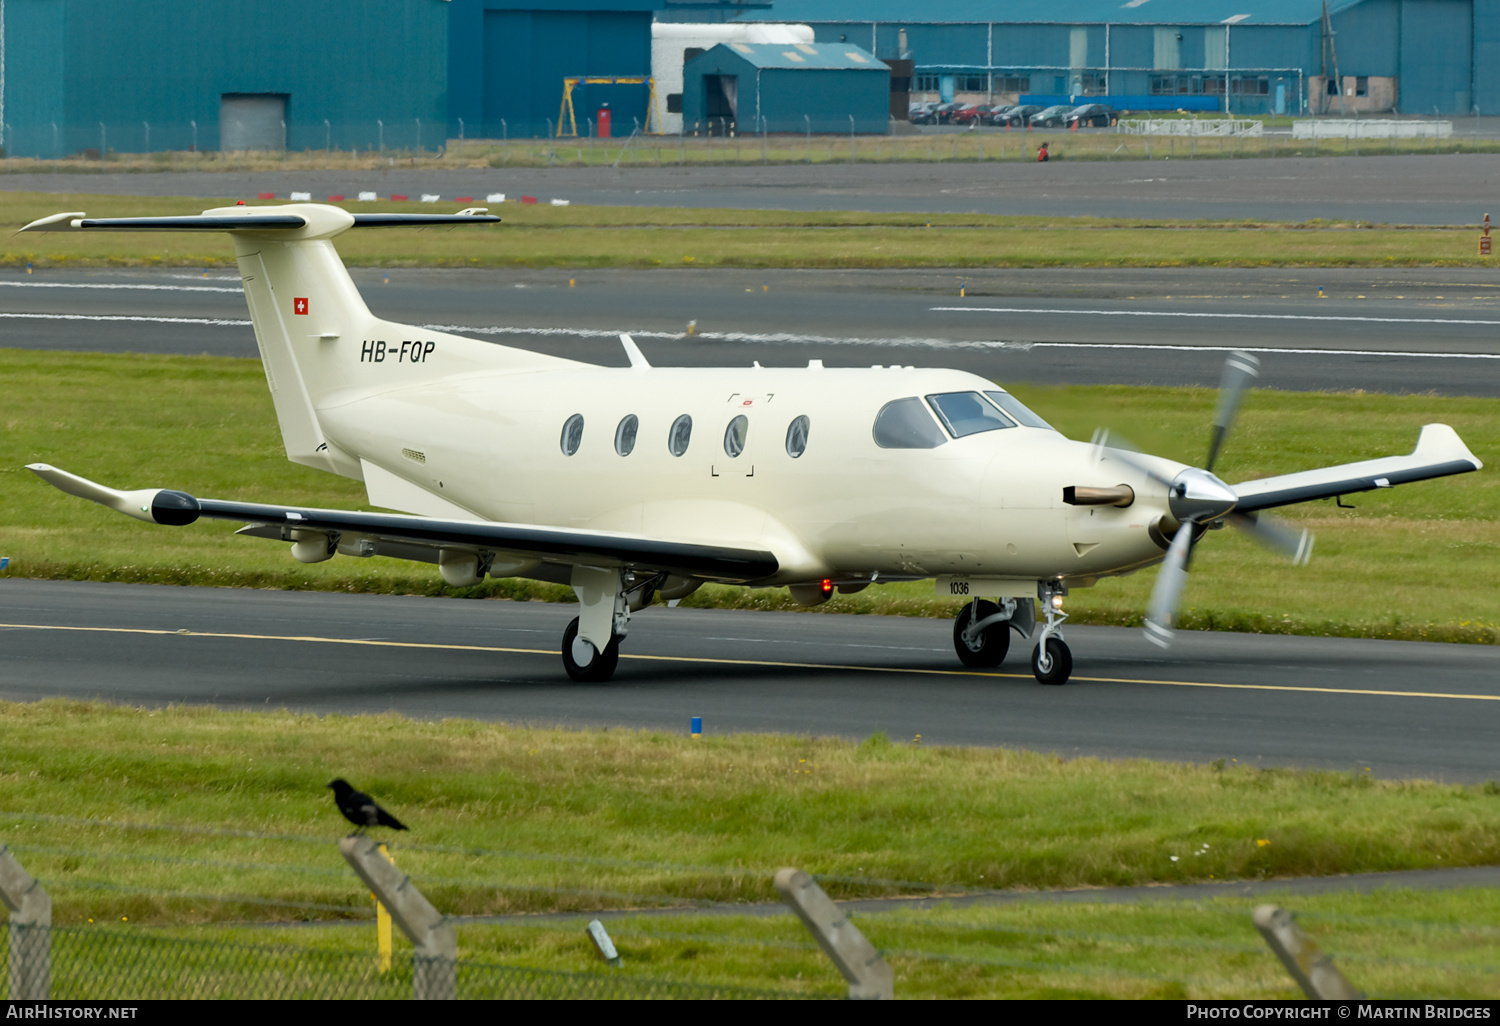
[20,204,581,480]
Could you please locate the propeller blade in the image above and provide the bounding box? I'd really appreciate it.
[1090,428,1176,488]
[1144,521,1196,648]
[1205,350,1260,473]
[1229,511,1314,566]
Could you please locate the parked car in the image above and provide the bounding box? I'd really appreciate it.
[1063,104,1117,128]
[925,101,964,124]
[992,104,1043,126]
[908,101,938,123]
[951,104,998,126]
[1028,104,1077,128]
[982,104,1017,125]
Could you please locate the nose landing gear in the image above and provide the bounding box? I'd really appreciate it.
[1032,580,1072,685]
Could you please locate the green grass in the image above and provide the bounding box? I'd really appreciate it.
[3,700,1500,998]
[1,348,1494,642]
[1,190,1495,269]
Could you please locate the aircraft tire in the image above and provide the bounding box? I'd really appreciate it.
[1031,638,1072,685]
[561,616,621,683]
[953,600,1010,668]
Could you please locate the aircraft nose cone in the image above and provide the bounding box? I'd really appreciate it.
[1167,468,1238,524]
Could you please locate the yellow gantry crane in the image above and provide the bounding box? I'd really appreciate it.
[557,76,663,137]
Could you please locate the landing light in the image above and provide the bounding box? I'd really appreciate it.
[1050,594,1064,610]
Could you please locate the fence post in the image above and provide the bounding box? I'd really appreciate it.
[0,843,51,999]
[774,868,892,999]
[340,836,456,1000]
[1252,905,1362,1000]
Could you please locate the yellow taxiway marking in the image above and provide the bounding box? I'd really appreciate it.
[1,621,1496,703]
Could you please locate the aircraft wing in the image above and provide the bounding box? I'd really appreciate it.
[1232,424,1482,513]
[26,464,779,584]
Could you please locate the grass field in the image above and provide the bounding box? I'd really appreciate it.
[1,190,1494,270]
[1,348,1493,642]
[2,699,1498,998]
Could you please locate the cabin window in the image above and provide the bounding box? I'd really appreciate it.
[668,414,693,456]
[926,391,1016,438]
[560,413,584,455]
[872,397,947,449]
[614,414,638,456]
[984,390,1055,430]
[724,415,748,457]
[785,415,810,457]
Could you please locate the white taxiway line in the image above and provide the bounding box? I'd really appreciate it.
[933,304,1500,328]
[3,314,1496,361]
[0,312,251,327]
[0,280,243,294]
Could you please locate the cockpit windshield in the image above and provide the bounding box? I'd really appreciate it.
[926,391,1016,438]
[984,390,1056,431]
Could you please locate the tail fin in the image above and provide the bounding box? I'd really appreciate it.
[21,204,582,479]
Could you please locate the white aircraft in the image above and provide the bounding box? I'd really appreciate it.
[19,204,1484,685]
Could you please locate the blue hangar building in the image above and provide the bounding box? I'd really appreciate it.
[0,0,750,156]
[733,0,1500,116]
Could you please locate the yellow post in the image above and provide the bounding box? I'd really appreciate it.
[375,843,394,973]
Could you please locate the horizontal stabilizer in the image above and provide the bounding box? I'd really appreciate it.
[1233,424,1482,512]
[28,464,779,584]
[19,207,499,237]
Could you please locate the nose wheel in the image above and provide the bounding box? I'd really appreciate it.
[1031,580,1073,686]
[1031,637,1072,685]
[561,616,621,683]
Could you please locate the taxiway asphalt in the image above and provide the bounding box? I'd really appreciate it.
[2,580,1496,782]
[6,153,1500,223]
[3,265,1498,395]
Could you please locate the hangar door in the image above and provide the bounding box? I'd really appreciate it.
[704,75,737,135]
[221,94,288,151]
[1399,0,1472,114]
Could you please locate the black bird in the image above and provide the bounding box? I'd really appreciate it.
[327,778,409,833]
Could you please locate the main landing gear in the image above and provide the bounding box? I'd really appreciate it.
[560,567,662,683]
[951,581,1072,685]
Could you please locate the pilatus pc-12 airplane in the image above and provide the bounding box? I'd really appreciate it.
[20,204,1483,684]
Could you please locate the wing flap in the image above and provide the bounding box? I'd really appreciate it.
[1233,424,1482,513]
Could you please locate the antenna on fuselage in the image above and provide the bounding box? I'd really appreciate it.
[619,333,651,369]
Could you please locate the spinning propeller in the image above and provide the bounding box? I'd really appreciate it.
[1093,351,1313,648]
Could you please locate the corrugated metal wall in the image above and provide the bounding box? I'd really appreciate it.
[1399,0,1473,112]
[478,9,651,139]
[3,0,448,157]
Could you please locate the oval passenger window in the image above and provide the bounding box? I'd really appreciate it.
[723,415,748,457]
[615,414,638,456]
[668,414,693,457]
[560,413,584,456]
[785,415,810,457]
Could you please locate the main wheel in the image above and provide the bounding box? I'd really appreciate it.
[561,616,621,683]
[1030,637,1072,686]
[953,600,1011,668]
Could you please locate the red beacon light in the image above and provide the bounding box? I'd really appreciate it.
[821,578,833,595]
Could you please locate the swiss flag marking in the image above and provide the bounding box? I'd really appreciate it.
[293,297,309,316]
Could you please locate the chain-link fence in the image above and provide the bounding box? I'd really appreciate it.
[0,926,809,1000]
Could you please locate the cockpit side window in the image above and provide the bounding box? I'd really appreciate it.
[985,390,1056,431]
[926,391,1016,438]
[872,397,948,449]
